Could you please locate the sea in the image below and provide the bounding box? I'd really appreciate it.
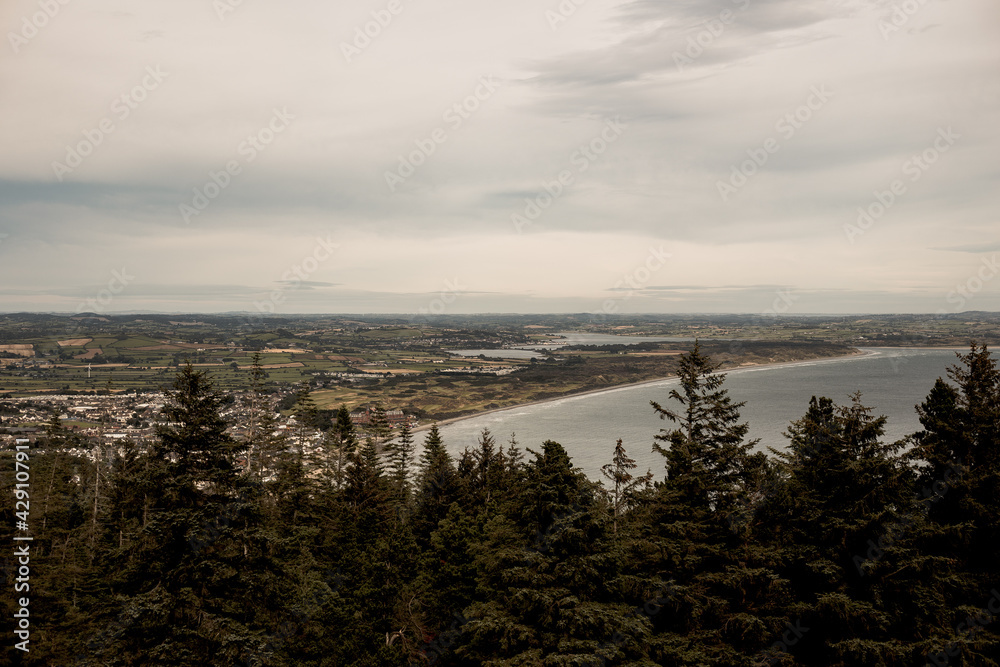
[434,345,980,482]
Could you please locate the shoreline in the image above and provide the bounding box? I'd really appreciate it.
[413,348,876,433]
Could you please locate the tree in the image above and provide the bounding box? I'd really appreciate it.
[322,404,357,491]
[462,441,649,665]
[761,393,916,665]
[291,386,319,465]
[601,438,652,537]
[97,365,268,665]
[642,343,780,664]
[651,341,759,516]
[412,425,459,548]
[905,343,1000,663]
[384,421,415,515]
[369,403,393,447]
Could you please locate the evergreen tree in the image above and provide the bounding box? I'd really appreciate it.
[384,420,415,514]
[650,340,759,515]
[761,394,915,665]
[906,343,1000,663]
[462,441,649,665]
[601,438,652,538]
[642,343,780,665]
[97,365,271,665]
[291,386,319,465]
[324,404,357,491]
[412,425,460,548]
[369,402,394,447]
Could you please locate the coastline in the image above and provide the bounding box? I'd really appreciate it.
[413,347,875,433]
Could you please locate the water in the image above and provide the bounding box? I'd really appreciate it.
[434,348,975,482]
[450,332,700,359]
[517,332,699,349]
[447,349,545,359]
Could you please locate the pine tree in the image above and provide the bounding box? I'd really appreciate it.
[905,343,1000,663]
[291,386,319,466]
[642,343,781,664]
[412,425,460,548]
[245,351,268,478]
[384,421,415,514]
[97,365,269,665]
[324,404,357,491]
[761,393,915,665]
[601,438,652,538]
[651,340,759,516]
[369,402,394,447]
[462,441,650,665]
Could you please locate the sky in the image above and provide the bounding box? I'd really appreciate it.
[1,0,998,316]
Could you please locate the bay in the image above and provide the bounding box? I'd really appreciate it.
[435,347,976,482]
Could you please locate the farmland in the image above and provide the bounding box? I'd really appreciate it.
[0,311,994,421]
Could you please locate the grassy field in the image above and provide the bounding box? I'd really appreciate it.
[3,311,992,420]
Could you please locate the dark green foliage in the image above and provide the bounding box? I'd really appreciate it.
[385,421,416,513]
[10,344,1000,666]
[905,343,1000,664]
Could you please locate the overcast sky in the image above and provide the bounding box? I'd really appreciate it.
[1,0,998,315]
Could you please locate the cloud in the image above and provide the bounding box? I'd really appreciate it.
[0,0,996,313]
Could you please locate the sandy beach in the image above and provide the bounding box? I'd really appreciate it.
[413,347,876,433]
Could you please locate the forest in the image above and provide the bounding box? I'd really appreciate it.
[2,342,998,666]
